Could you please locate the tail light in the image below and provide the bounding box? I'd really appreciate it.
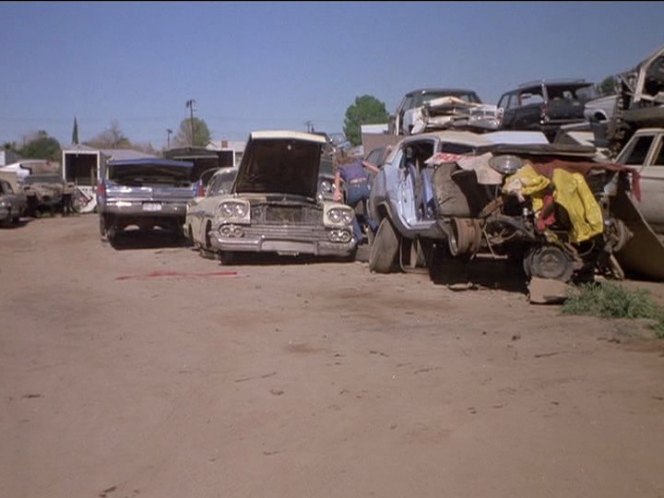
[96,181,105,200]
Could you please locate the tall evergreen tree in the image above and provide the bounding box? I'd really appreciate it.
[72,117,79,145]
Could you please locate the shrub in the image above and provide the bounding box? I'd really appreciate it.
[562,282,664,338]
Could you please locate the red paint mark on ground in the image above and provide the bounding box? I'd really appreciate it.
[116,270,239,281]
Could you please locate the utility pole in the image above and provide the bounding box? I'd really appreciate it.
[305,120,314,133]
[186,99,196,146]
[166,129,172,149]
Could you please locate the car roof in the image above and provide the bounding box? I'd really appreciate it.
[405,87,478,96]
[516,79,591,89]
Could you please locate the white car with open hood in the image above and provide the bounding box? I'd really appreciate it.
[207,130,357,262]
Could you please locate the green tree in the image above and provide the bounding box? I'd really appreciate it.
[343,95,389,146]
[174,117,211,147]
[18,131,61,162]
[597,76,617,96]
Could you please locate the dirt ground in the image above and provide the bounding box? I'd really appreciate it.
[1,214,664,498]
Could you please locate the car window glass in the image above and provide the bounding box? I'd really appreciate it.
[508,94,519,109]
[439,143,475,155]
[0,180,7,194]
[623,136,654,165]
[520,92,544,105]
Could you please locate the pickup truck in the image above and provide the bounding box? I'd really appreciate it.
[96,158,196,246]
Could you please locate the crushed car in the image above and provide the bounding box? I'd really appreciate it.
[390,88,498,136]
[368,129,638,285]
[97,158,196,246]
[206,130,357,263]
[591,45,664,156]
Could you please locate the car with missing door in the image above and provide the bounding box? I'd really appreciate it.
[207,130,357,263]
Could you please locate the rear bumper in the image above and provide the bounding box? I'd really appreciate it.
[101,201,187,218]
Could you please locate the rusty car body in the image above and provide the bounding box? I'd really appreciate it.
[368,129,637,284]
[390,88,498,136]
[0,172,27,226]
[21,173,75,217]
[184,166,239,257]
[207,130,357,262]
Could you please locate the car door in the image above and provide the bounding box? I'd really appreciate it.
[639,133,664,232]
[513,87,545,130]
[394,138,438,228]
[497,92,515,129]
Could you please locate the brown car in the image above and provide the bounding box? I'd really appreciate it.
[0,174,27,226]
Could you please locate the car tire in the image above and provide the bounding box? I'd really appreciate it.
[199,247,217,260]
[219,251,236,265]
[524,245,574,282]
[107,226,118,248]
[369,217,400,273]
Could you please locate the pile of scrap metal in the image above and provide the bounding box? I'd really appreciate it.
[22,174,76,217]
[411,96,500,134]
[590,45,664,156]
[427,143,640,283]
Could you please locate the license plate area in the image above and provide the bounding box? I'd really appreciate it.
[142,202,162,211]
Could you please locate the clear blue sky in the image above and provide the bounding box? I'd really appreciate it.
[1,1,663,149]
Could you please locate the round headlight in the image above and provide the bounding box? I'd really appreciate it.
[218,201,248,219]
[320,180,333,193]
[329,208,342,223]
[341,210,354,224]
[488,155,523,175]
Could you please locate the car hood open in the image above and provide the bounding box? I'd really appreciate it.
[234,131,326,199]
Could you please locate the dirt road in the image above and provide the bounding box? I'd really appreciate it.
[1,215,663,498]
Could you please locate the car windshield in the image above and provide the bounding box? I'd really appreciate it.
[207,170,237,196]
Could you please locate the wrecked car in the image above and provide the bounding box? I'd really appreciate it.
[0,173,27,226]
[593,45,664,156]
[207,130,357,263]
[497,79,597,141]
[185,166,239,257]
[97,158,196,246]
[390,88,498,136]
[614,127,664,236]
[22,174,75,217]
[608,127,664,280]
[368,129,636,285]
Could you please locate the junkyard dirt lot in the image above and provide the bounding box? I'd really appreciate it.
[1,215,664,498]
